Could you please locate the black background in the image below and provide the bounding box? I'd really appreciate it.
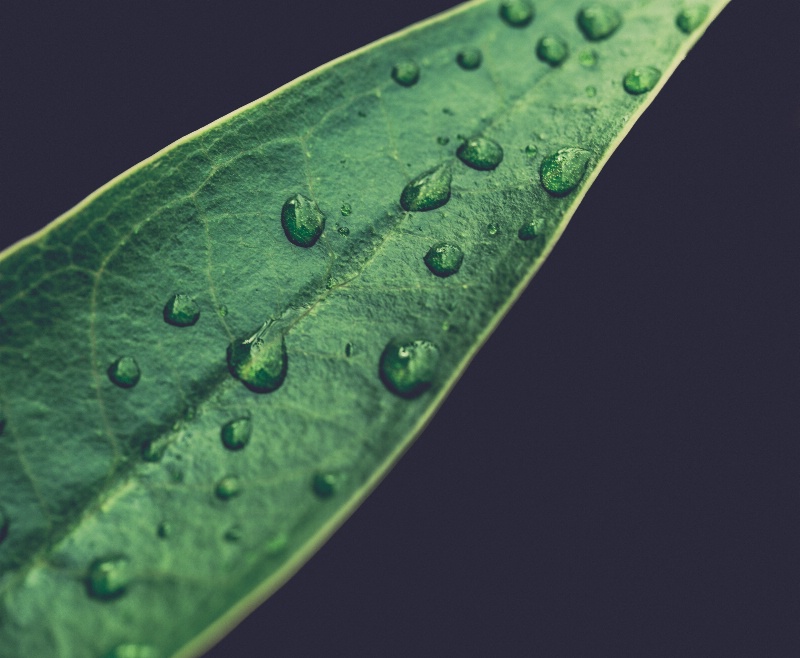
[2,1,799,656]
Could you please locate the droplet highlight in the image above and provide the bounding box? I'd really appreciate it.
[86,556,131,600]
[215,476,242,501]
[622,66,661,95]
[400,164,452,212]
[456,47,483,70]
[221,417,252,451]
[108,357,140,389]
[539,147,592,196]
[281,194,325,248]
[577,5,622,41]
[424,243,464,278]
[379,338,440,399]
[456,137,504,171]
[391,60,420,87]
[499,0,535,27]
[312,472,337,499]
[227,323,288,393]
[536,36,569,66]
[676,5,709,33]
[163,294,199,327]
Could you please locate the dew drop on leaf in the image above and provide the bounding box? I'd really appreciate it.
[536,35,569,66]
[578,48,599,67]
[0,506,8,545]
[162,293,199,327]
[340,203,352,216]
[622,66,661,94]
[456,137,504,171]
[391,59,420,86]
[141,437,169,463]
[456,46,483,70]
[86,556,131,600]
[424,243,464,277]
[220,417,252,451]
[518,218,543,240]
[215,476,242,501]
[227,323,288,393]
[400,164,452,212]
[539,147,592,196]
[577,4,622,41]
[585,85,597,97]
[107,357,140,389]
[281,193,325,248]
[524,144,538,157]
[103,644,158,658]
[676,5,709,33]
[499,0,535,27]
[312,472,337,499]
[379,338,440,399]
[337,226,350,237]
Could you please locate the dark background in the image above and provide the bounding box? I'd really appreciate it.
[2,1,799,656]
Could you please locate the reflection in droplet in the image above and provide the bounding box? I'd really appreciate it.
[518,218,544,241]
[281,194,325,248]
[539,147,592,196]
[227,323,288,393]
[400,164,452,212]
[108,357,141,389]
[536,36,569,66]
[676,5,709,33]
[424,243,464,278]
[622,66,661,95]
[215,476,242,501]
[456,137,504,171]
[379,338,440,399]
[392,60,420,86]
[312,472,337,499]
[577,5,622,41]
[456,47,483,70]
[221,417,252,451]
[499,0,535,27]
[163,294,200,327]
[86,556,131,600]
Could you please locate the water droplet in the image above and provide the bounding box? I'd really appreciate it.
[487,222,500,236]
[345,342,354,357]
[585,85,597,97]
[379,338,440,399]
[518,218,544,240]
[456,137,504,171]
[424,243,464,278]
[622,66,661,94]
[108,357,140,389]
[456,47,483,70]
[103,644,158,658]
[224,526,243,542]
[227,322,288,393]
[391,60,420,87]
[400,164,452,212]
[312,472,337,499]
[340,203,352,216]
[215,476,242,501]
[524,144,538,157]
[499,0,535,27]
[437,136,450,146]
[676,5,709,33]
[156,521,170,539]
[577,5,622,41]
[86,556,131,600]
[221,417,252,451]
[539,147,592,196]
[536,35,569,66]
[0,506,8,545]
[337,226,350,237]
[218,304,229,317]
[141,437,169,462]
[281,194,325,248]
[579,48,599,67]
[163,294,199,327]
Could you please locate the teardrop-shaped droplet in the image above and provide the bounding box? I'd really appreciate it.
[424,243,464,278]
[312,472,338,499]
[103,644,158,658]
[456,137,504,171]
[163,293,200,327]
[539,147,592,196]
[577,5,622,41]
[0,506,9,545]
[622,66,661,95]
[215,475,242,501]
[108,357,140,389]
[499,0,535,27]
[676,5,709,33]
[456,47,483,70]
[86,556,131,600]
[536,35,569,66]
[281,194,325,248]
[227,323,288,393]
[518,218,544,241]
[391,60,420,86]
[400,164,452,212]
[379,338,440,399]
[221,416,252,451]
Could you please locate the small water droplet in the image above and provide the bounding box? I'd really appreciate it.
[103,644,158,658]
[141,437,169,462]
[215,476,242,501]
[281,194,325,248]
[340,203,352,216]
[86,556,131,600]
[424,243,464,277]
[456,47,483,70]
[0,506,8,545]
[163,294,199,327]
[312,472,338,499]
[585,85,597,97]
[518,218,544,240]
[456,137,504,171]
[227,322,288,393]
[108,357,140,389]
[622,66,661,94]
[266,532,289,556]
[391,60,420,86]
[221,417,252,451]
[337,226,350,237]
[437,136,450,146]
[156,521,170,539]
[224,526,243,542]
[579,48,599,67]
[345,342,354,357]
[577,5,622,41]
[536,35,569,66]
[400,164,452,212]
[676,5,709,33]
[499,0,535,27]
[487,222,500,236]
[524,144,538,157]
[539,147,592,196]
[379,338,440,399]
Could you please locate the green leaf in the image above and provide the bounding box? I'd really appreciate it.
[0,1,731,656]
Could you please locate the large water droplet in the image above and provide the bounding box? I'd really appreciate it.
[215,476,242,501]
[499,0,535,27]
[400,164,452,212]
[0,506,8,545]
[577,5,622,41]
[424,243,464,278]
[622,66,661,95]
[227,323,288,393]
[518,218,544,240]
[456,137,504,171]
[391,60,420,86]
[163,294,199,327]
[539,147,592,196]
[86,556,131,600]
[281,194,325,248]
[536,35,569,66]
[312,472,338,499]
[676,5,709,33]
[103,644,158,658]
[108,357,140,389]
[221,417,252,451]
[456,47,482,70]
[379,338,440,399]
